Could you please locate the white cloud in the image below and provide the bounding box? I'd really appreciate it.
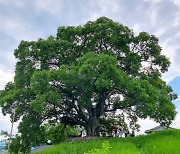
[162,50,180,83]
[154,27,167,38]
[93,0,120,14]
[0,18,42,42]
[171,0,180,8]
[0,67,14,90]
[162,64,180,83]
[0,0,25,7]
[132,24,141,35]
[149,5,159,26]
[34,0,63,15]
[172,108,180,128]
[172,12,180,27]
[143,0,163,3]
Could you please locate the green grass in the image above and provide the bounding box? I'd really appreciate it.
[34,130,180,154]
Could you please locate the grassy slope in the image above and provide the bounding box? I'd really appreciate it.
[34,130,180,154]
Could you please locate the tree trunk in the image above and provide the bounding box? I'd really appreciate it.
[86,115,100,136]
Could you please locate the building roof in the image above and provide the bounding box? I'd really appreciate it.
[145,125,174,134]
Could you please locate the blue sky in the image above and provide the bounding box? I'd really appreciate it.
[0,0,180,136]
[169,77,180,108]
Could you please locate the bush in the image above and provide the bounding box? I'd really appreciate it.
[45,124,78,144]
[9,136,21,154]
[84,141,111,154]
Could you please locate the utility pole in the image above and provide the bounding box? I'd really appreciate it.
[3,102,16,152]
[8,110,15,151]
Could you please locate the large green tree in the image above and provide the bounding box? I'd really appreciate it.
[0,17,177,149]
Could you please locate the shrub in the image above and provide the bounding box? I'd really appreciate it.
[45,124,78,144]
[84,141,111,154]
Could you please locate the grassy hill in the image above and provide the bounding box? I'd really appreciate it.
[33,129,180,154]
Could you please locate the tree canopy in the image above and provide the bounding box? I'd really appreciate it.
[0,17,177,152]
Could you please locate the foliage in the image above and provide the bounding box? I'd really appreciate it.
[44,123,78,144]
[84,141,111,154]
[0,130,9,140]
[0,130,10,150]
[9,135,21,154]
[0,17,177,150]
